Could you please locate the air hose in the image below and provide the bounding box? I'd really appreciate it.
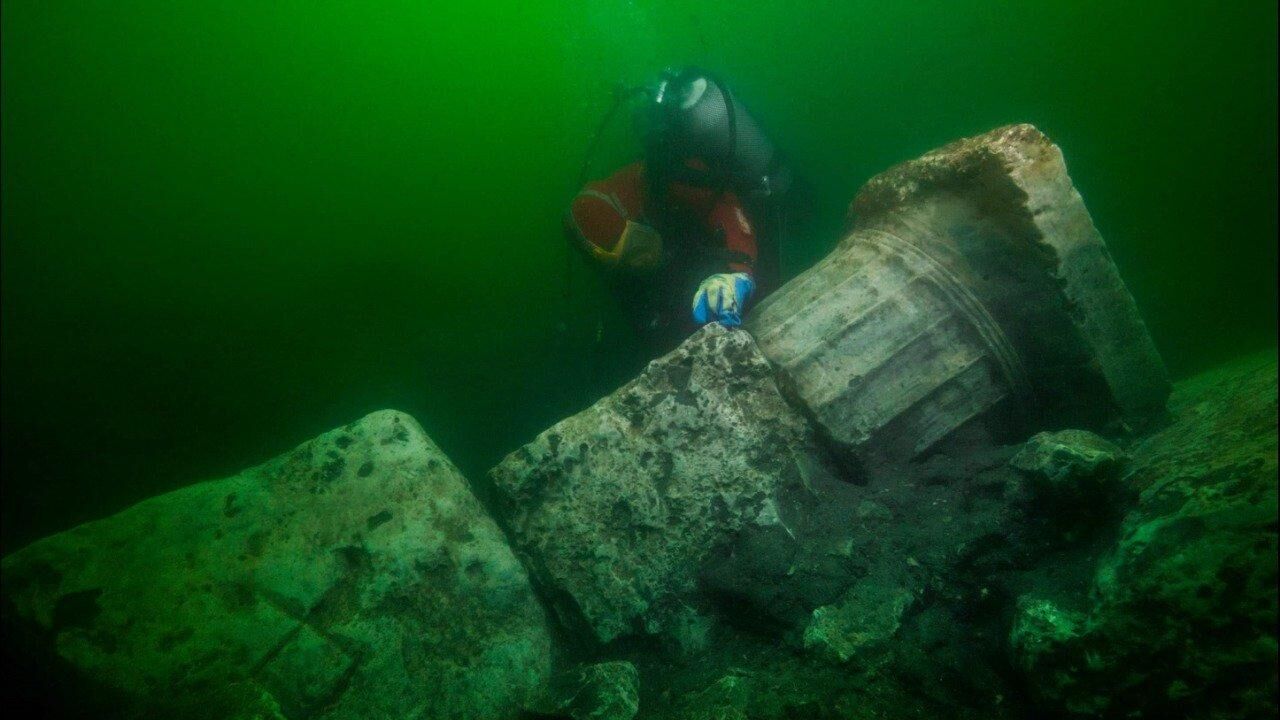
[560,83,650,356]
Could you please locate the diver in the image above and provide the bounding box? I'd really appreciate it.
[564,67,799,355]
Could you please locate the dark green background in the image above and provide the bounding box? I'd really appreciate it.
[3,1,1276,552]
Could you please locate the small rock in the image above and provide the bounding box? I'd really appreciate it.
[1010,429,1125,485]
[676,674,751,720]
[1009,598,1088,674]
[1009,429,1133,526]
[802,584,915,664]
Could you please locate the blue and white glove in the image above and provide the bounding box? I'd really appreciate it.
[692,272,755,327]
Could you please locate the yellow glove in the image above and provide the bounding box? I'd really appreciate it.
[692,272,755,327]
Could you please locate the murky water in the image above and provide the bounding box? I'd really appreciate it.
[2,0,1275,557]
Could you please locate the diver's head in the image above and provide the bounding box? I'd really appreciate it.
[633,67,710,153]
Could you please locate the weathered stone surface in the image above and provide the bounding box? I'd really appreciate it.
[746,214,1026,463]
[528,661,641,720]
[2,411,552,719]
[683,422,1038,718]
[747,123,1168,465]
[489,324,814,645]
[851,123,1169,427]
[1010,429,1125,485]
[674,675,750,720]
[651,355,1270,720]
[1012,353,1278,719]
[802,583,915,664]
[1009,429,1133,527]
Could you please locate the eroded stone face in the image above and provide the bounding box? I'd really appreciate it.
[527,661,641,720]
[1010,429,1126,485]
[802,583,915,664]
[851,124,1170,430]
[489,324,815,645]
[1,410,552,719]
[1011,354,1278,719]
[1009,429,1134,530]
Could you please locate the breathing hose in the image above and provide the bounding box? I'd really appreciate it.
[561,83,650,358]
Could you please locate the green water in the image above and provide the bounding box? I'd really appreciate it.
[2,0,1276,553]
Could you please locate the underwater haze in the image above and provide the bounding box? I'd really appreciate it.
[2,0,1276,558]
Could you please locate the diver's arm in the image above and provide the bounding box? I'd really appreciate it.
[708,192,758,275]
[565,163,648,269]
[690,192,759,328]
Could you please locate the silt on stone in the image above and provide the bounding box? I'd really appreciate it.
[489,324,815,646]
[1010,355,1278,719]
[1,410,552,719]
[526,661,641,720]
[1009,429,1133,524]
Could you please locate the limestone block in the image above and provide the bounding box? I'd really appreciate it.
[2,411,552,719]
[489,325,814,645]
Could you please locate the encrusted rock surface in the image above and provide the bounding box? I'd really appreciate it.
[4,126,1269,720]
[489,324,818,646]
[747,217,1027,465]
[528,661,641,720]
[1012,352,1278,719]
[1,411,552,719]
[630,354,1274,720]
[1009,428,1133,530]
[748,124,1168,467]
[1010,429,1126,485]
[801,583,915,664]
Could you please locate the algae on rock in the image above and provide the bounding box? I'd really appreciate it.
[802,584,915,664]
[1012,353,1278,719]
[527,661,641,720]
[2,410,552,719]
[1010,429,1126,486]
[4,125,1271,720]
[489,324,817,646]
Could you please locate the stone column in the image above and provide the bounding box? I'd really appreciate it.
[747,124,1168,464]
